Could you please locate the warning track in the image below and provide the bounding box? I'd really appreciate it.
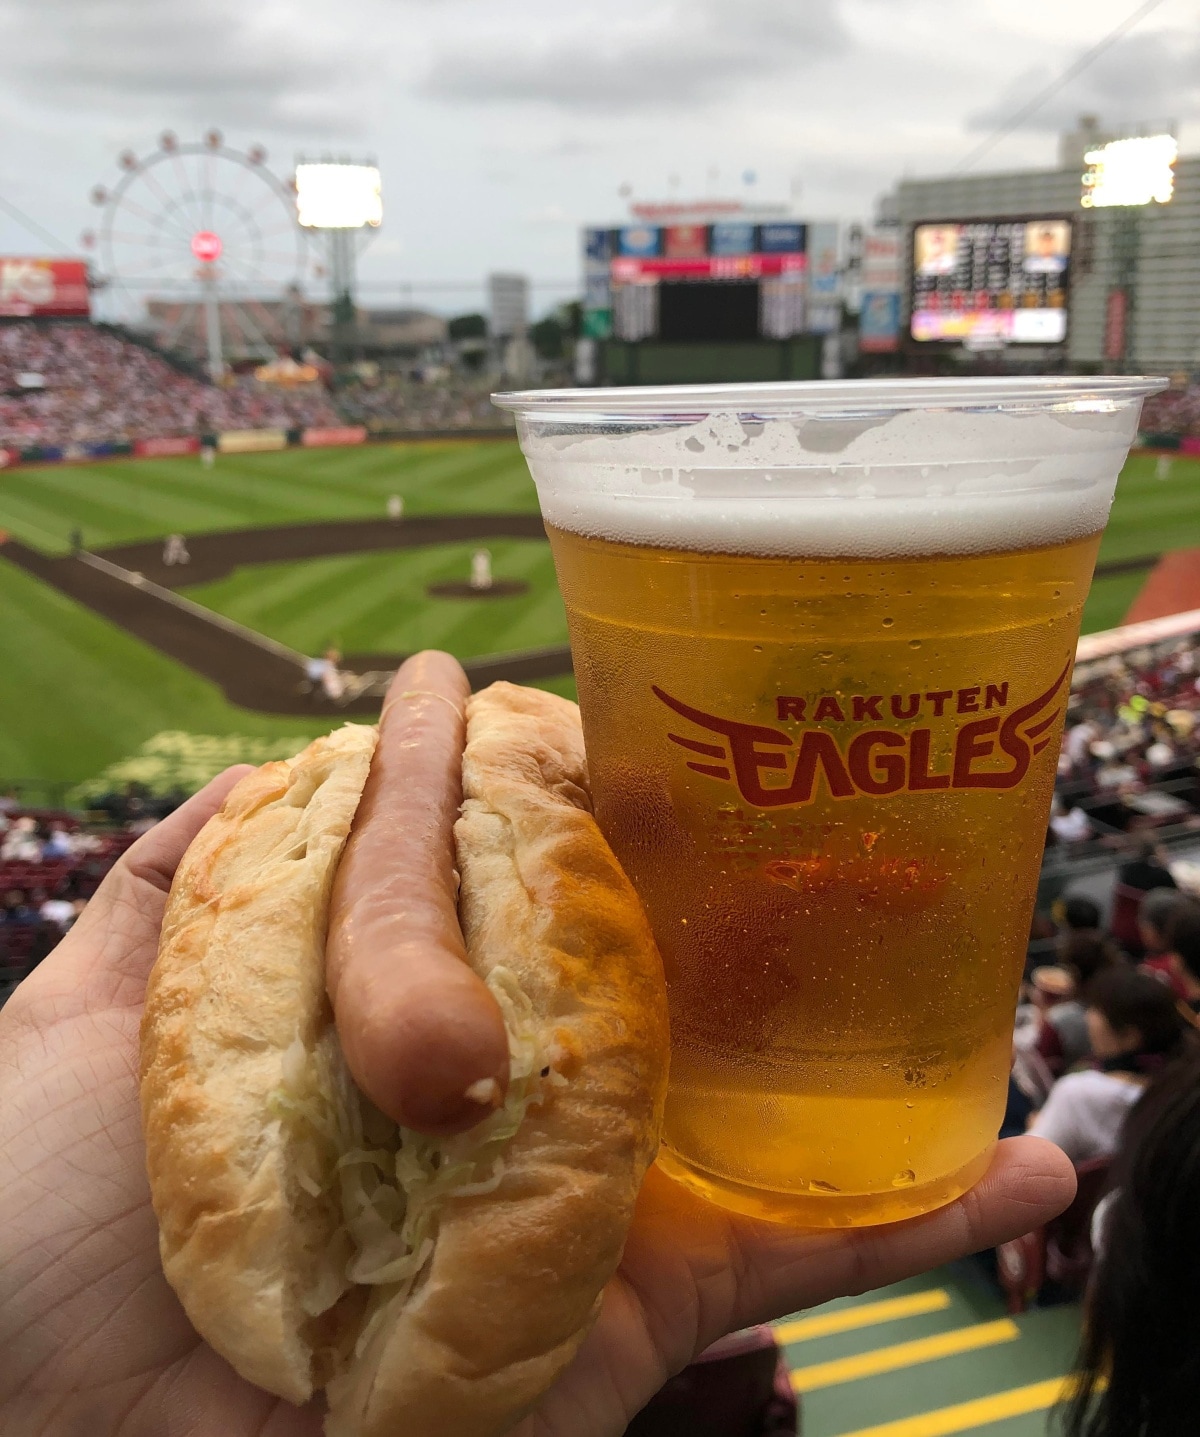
[0,515,572,716]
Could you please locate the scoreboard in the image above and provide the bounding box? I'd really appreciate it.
[909,218,1071,346]
[584,221,835,344]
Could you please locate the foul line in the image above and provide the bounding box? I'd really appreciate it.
[775,1290,951,1346]
[77,551,307,667]
[790,1318,1019,1393]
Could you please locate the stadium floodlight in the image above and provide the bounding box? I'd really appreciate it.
[295,163,383,229]
[1081,134,1177,208]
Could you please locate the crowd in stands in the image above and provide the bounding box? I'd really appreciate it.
[1139,383,1200,440]
[0,323,339,448]
[335,373,507,433]
[1048,636,1200,850]
[0,785,184,995]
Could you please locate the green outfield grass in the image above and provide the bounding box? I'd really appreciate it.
[1,442,1198,790]
[181,540,567,659]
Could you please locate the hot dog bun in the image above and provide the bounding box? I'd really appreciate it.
[139,683,669,1437]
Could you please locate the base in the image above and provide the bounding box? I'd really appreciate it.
[654,1143,996,1228]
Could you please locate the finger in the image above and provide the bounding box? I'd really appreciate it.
[721,1136,1076,1339]
[328,652,510,1135]
[39,766,254,1001]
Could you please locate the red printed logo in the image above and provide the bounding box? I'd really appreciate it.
[653,661,1069,809]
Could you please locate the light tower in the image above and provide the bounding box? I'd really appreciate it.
[295,159,383,368]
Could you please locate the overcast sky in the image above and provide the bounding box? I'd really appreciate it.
[0,0,1197,317]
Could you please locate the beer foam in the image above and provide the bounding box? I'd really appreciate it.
[519,405,1142,557]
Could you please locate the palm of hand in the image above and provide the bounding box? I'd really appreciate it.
[0,775,1075,1437]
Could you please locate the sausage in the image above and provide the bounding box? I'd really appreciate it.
[326,650,510,1135]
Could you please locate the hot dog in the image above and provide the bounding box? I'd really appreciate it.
[326,652,510,1135]
[139,676,669,1437]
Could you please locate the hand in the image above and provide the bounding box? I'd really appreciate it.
[0,769,1075,1437]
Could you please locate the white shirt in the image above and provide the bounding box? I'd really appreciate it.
[1030,1069,1144,1165]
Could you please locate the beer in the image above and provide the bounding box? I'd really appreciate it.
[495,376,1163,1225]
[547,524,1098,1225]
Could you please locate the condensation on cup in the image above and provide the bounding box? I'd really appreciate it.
[495,377,1166,1227]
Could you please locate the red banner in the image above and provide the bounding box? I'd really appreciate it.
[0,258,90,318]
[612,253,806,282]
[302,426,367,448]
[0,447,19,470]
[134,435,200,458]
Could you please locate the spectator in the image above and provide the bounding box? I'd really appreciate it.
[1057,895,1102,937]
[36,888,75,933]
[1,889,35,924]
[1118,837,1178,895]
[1058,930,1122,989]
[1030,968,1190,1164]
[1161,900,1200,1012]
[1064,1049,1200,1437]
[42,822,74,860]
[1024,966,1091,1076]
[1048,796,1092,844]
[1,817,42,862]
[1140,888,1190,993]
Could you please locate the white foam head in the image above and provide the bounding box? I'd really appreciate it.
[495,379,1163,558]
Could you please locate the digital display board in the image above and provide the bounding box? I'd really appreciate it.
[910,218,1070,345]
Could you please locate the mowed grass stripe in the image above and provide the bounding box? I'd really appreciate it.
[0,558,324,784]
[790,1319,1019,1394]
[831,1375,1080,1437]
[0,441,536,553]
[776,1291,952,1346]
[23,463,243,539]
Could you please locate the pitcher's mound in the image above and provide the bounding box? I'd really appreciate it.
[427,579,529,600]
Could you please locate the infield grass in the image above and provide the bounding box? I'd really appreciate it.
[1,442,1197,789]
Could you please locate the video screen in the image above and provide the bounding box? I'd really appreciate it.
[658,280,761,342]
[910,218,1070,344]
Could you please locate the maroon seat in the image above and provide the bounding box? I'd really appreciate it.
[996,1155,1112,1313]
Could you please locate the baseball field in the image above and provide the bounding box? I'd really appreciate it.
[0,440,1197,799]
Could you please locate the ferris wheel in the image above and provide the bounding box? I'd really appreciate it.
[86,130,309,378]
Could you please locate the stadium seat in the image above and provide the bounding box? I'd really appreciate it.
[1110,882,1148,955]
[995,1156,1112,1313]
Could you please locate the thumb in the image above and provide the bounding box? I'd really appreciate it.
[28,766,254,1012]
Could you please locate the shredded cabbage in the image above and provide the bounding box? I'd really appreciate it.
[271,965,560,1339]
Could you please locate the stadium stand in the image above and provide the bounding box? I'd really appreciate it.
[334,372,509,433]
[0,321,339,447]
[1140,383,1200,442]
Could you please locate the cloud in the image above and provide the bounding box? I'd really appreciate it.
[419,0,849,111]
[967,28,1200,135]
[0,0,366,136]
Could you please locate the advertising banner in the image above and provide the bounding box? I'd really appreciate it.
[862,231,902,289]
[858,291,902,352]
[0,257,90,317]
[218,429,288,454]
[585,269,612,309]
[302,426,367,448]
[612,253,805,282]
[617,225,662,258]
[134,435,201,458]
[664,224,709,259]
[0,447,18,470]
[759,223,806,254]
[807,222,840,296]
[710,222,756,256]
[584,227,613,262]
